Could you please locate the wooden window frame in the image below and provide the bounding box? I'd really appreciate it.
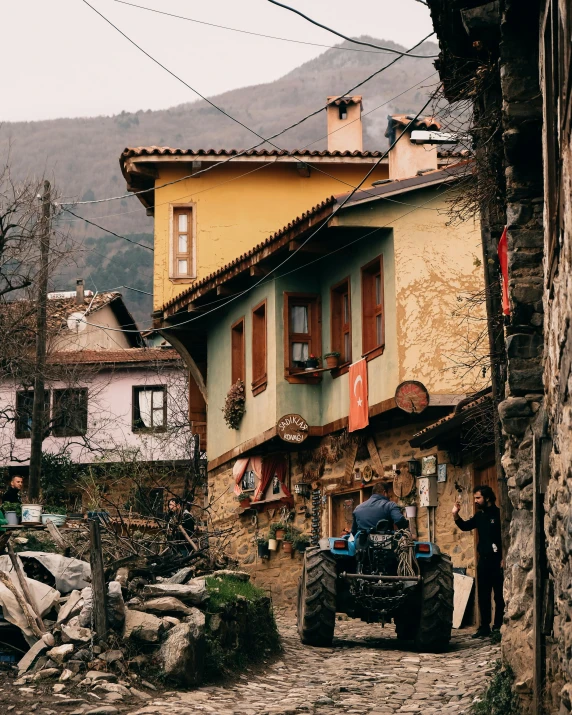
[330,277,352,378]
[361,256,385,361]
[251,300,267,396]
[231,317,246,385]
[132,385,168,434]
[169,204,196,281]
[15,390,50,439]
[283,292,322,384]
[52,388,88,437]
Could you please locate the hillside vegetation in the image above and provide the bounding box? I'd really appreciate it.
[1,37,437,326]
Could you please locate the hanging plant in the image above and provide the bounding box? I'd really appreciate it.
[223,379,246,429]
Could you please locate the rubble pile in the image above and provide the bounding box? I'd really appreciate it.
[0,530,280,707]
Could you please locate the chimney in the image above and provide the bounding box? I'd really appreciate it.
[327,96,363,153]
[76,279,85,305]
[385,115,440,181]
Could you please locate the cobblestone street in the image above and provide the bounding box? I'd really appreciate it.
[129,616,499,715]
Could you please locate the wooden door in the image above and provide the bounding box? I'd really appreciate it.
[331,491,360,537]
[474,464,499,502]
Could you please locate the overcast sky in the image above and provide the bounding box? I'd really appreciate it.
[2,0,433,122]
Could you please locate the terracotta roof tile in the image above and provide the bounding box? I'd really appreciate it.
[48,348,181,365]
[121,147,384,160]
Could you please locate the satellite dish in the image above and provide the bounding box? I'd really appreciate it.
[67,311,87,333]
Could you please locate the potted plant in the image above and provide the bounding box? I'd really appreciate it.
[256,537,270,559]
[237,492,252,509]
[268,536,278,552]
[282,532,294,554]
[305,354,320,370]
[270,522,287,540]
[41,505,67,527]
[21,497,43,524]
[294,533,310,553]
[401,489,418,519]
[223,379,246,429]
[2,502,21,526]
[324,351,341,369]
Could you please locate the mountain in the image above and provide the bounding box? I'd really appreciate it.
[0,37,438,326]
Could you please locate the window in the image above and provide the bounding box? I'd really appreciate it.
[52,389,88,437]
[172,206,194,279]
[331,278,352,365]
[132,386,167,433]
[283,293,321,382]
[361,256,384,359]
[15,390,50,439]
[231,318,245,384]
[241,469,256,492]
[251,300,267,395]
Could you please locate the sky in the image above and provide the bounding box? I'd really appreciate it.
[2,0,433,122]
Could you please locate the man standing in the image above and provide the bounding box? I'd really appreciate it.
[2,475,23,504]
[452,485,505,638]
[352,481,409,534]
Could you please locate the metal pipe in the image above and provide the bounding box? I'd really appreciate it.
[340,572,422,582]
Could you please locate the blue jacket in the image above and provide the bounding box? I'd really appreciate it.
[351,494,408,534]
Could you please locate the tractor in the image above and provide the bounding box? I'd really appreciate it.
[297,519,454,652]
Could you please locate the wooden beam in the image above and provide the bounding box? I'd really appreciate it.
[89,520,108,639]
[366,435,384,476]
[216,285,233,296]
[7,542,46,633]
[296,161,310,177]
[288,240,328,254]
[45,519,70,555]
[344,442,359,486]
[250,264,270,277]
[191,160,203,176]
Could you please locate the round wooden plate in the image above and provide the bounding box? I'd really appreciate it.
[393,470,414,497]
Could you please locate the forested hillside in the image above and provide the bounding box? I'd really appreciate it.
[1,37,437,326]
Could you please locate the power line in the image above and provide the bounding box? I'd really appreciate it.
[78,92,439,334]
[267,0,438,58]
[64,24,436,205]
[113,0,399,55]
[61,207,154,251]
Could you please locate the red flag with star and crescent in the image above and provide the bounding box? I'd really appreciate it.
[349,359,369,432]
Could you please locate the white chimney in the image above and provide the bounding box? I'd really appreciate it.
[385,115,440,180]
[76,279,85,305]
[327,96,363,153]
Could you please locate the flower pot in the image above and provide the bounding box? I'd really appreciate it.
[282,541,293,554]
[305,358,319,369]
[325,355,339,369]
[257,542,270,559]
[239,498,251,509]
[21,503,42,523]
[274,529,285,540]
[295,541,309,553]
[41,514,67,527]
[268,538,278,551]
[5,512,19,526]
[405,505,417,519]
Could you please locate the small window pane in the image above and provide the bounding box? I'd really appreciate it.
[178,259,188,275]
[178,234,188,253]
[344,332,350,362]
[291,305,308,334]
[375,274,381,306]
[292,342,309,363]
[152,390,164,410]
[153,407,164,427]
[178,213,188,232]
[376,314,382,345]
[343,293,349,323]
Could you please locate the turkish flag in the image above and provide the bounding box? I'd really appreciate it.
[349,359,369,432]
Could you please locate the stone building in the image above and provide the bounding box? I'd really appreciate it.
[427,0,572,712]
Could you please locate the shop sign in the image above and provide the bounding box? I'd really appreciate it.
[277,414,309,444]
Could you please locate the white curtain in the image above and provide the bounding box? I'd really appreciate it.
[138,390,153,428]
[291,305,308,333]
[292,342,309,362]
[152,390,164,427]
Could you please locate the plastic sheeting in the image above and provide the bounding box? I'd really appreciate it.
[17,552,91,594]
[0,555,60,638]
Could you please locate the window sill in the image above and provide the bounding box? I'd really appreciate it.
[242,495,294,512]
[285,370,323,384]
[362,345,385,362]
[52,431,87,438]
[132,427,168,434]
[252,377,267,396]
[330,361,351,379]
[169,277,197,284]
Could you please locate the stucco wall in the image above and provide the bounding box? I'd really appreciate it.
[152,161,390,311]
[51,303,133,352]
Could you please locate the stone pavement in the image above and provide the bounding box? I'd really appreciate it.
[128,616,500,715]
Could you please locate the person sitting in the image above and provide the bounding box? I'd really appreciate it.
[2,475,23,504]
[351,481,409,535]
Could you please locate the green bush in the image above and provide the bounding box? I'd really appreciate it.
[43,505,67,515]
[2,502,21,515]
[471,661,519,715]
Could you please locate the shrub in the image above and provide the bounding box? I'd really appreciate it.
[2,502,21,516]
[471,661,519,715]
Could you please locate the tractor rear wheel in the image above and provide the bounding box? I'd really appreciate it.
[413,553,454,652]
[297,546,337,646]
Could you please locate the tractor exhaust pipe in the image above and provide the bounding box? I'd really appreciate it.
[340,572,422,583]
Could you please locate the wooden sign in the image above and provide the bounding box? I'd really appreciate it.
[393,470,414,498]
[277,414,309,444]
[395,381,429,414]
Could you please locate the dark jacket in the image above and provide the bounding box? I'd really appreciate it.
[1,486,21,504]
[455,504,502,558]
[351,494,409,534]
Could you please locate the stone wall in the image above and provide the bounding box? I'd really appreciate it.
[208,419,477,609]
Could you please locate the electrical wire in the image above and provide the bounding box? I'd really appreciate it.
[61,207,154,251]
[76,92,440,334]
[266,0,438,58]
[113,0,401,55]
[63,25,436,206]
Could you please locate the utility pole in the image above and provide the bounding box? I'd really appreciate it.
[28,180,51,501]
